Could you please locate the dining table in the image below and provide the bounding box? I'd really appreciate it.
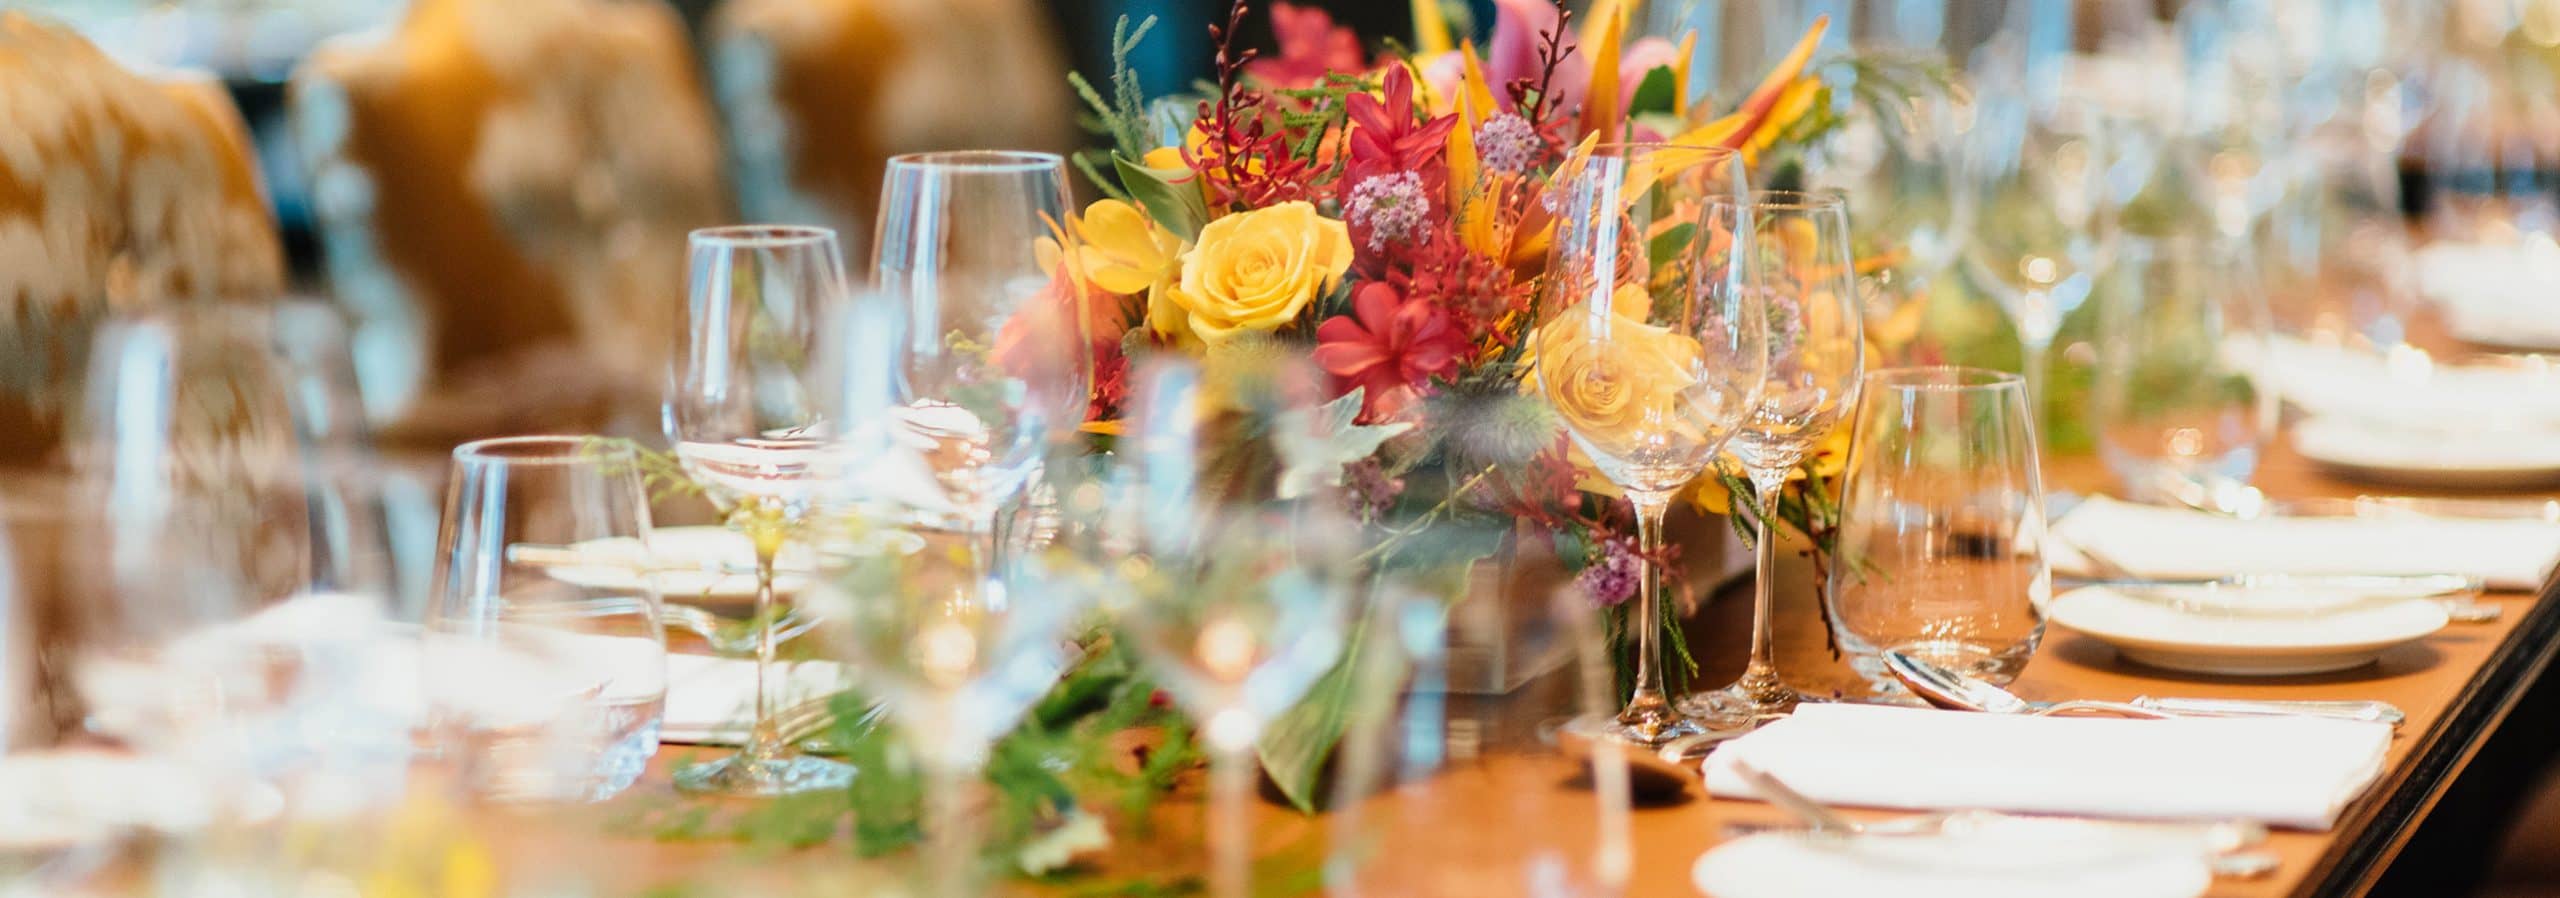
[492,435,2560,898]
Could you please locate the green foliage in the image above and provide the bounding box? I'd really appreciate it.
[1071,15,1163,162]
[580,436,706,503]
[1115,155,1211,240]
[1626,66,1680,117]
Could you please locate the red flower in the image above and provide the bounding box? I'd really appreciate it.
[1248,2,1368,89]
[994,265,1136,422]
[1312,282,1468,421]
[1342,66,1456,185]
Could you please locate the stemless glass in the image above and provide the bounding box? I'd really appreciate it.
[1828,368,2051,688]
[2091,236,2276,500]
[1686,190,1865,727]
[665,224,851,796]
[1323,579,1633,898]
[1112,357,1359,898]
[424,437,667,803]
[1535,142,1766,746]
[871,150,1089,544]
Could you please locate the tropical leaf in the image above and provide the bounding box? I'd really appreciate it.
[1113,154,1209,241]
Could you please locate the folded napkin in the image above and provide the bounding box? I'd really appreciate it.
[1702,704,2391,830]
[2417,239,2560,351]
[1692,817,2212,898]
[2259,336,2560,429]
[2053,495,2560,590]
[662,653,846,745]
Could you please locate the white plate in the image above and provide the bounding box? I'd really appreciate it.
[2050,586,2448,676]
[1692,814,2212,898]
[541,526,923,602]
[2417,239,2560,352]
[2293,416,2560,489]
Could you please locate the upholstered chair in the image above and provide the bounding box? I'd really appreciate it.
[291,0,731,447]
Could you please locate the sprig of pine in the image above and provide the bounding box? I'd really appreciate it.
[1068,15,1162,171]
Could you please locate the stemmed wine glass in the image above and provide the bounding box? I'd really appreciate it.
[664,224,850,796]
[870,151,1089,555]
[802,295,1093,898]
[1534,143,1767,746]
[1685,190,1865,727]
[1111,357,1360,898]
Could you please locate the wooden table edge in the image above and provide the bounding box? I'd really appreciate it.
[2303,571,2560,897]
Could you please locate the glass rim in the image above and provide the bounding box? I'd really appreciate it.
[885,149,1066,173]
[1863,365,2026,392]
[452,434,633,466]
[690,224,839,249]
[1709,188,1847,211]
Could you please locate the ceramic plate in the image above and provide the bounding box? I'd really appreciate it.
[2292,416,2560,489]
[2050,586,2448,676]
[1692,814,2212,898]
[541,526,924,603]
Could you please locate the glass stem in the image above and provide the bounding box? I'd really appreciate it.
[1622,492,1675,736]
[742,501,788,762]
[925,758,985,898]
[1208,741,1255,898]
[1741,469,1791,701]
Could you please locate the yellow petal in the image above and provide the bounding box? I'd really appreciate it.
[1411,0,1454,58]
[1457,41,1499,130]
[1672,30,1697,117]
[1579,5,1625,139]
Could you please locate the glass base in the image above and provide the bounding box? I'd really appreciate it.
[674,751,854,797]
[1679,672,1808,731]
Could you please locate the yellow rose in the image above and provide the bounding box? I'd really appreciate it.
[1534,308,1704,445]
[1162,202,1352,343]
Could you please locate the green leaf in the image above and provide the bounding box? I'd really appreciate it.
[1114,154,1210,240]
[1627,65,1680,117]
[1272,388,1415,500]
[1646,221,1696,269]
[1255,614,1369,813]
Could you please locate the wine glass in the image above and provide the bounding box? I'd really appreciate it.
[1533,143,1766,746]
[664,224,851,796]
[1828,367,2050,688]
[2091,235,2276,501]
[1323,577,1634,897]
[424,437,667,803]
[1684,189,1865,728]
[1111,357,1360,898]
[870,150,1089,546]
[802,294,1093,897]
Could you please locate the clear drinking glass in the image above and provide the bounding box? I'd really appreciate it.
[665,224,852,796]
[802,294,1092,898]
[425,436,667,803]
[2092,236,2276,500]
[1684,189,1863,728]
[1323,579,1633,898]
[1112,357,1359,898]
[1534,143,1766,747]
[1828,367,2050,688]
[67,303,398,788]
[871,150,1089,540]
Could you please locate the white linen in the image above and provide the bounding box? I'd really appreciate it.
[1692,816,2213,898]
[2258,337,2560,429]
[2415,239,2560,351]
[661,653,846,745]
[2052,495,2560,590]
[1700,704,2392,830]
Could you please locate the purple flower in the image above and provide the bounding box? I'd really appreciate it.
[1344,457,1405,520]
[1475,114,1541,176]
[1345,171,1430,250]
[1574,538,1644,608]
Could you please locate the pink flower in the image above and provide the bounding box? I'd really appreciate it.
[1248,2,1368,89]
[1312,282,1468,421]
[1480,0,1681,115]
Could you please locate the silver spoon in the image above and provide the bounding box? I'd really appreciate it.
[1729,760,2281,879]
[1882,650,2406,727]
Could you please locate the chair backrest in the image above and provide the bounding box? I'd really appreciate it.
[708,0,1075,248]
[0,13,285,466]
[291,0,731,447]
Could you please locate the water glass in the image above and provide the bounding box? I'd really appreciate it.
[2091,236,2275,500]
[1828,368,2050,688]
[1324,579,1632,898]
[426,436,667,803]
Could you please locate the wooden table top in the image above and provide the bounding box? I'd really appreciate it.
[540,440,2560,898]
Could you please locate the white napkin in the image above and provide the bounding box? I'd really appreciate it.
[1702,704,2391,830]
[661,653,846,745]
[2259,336,2560,430]
[2416,239,2560,351]
[1692,817,2213,898]
[2053,495,2560,590]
